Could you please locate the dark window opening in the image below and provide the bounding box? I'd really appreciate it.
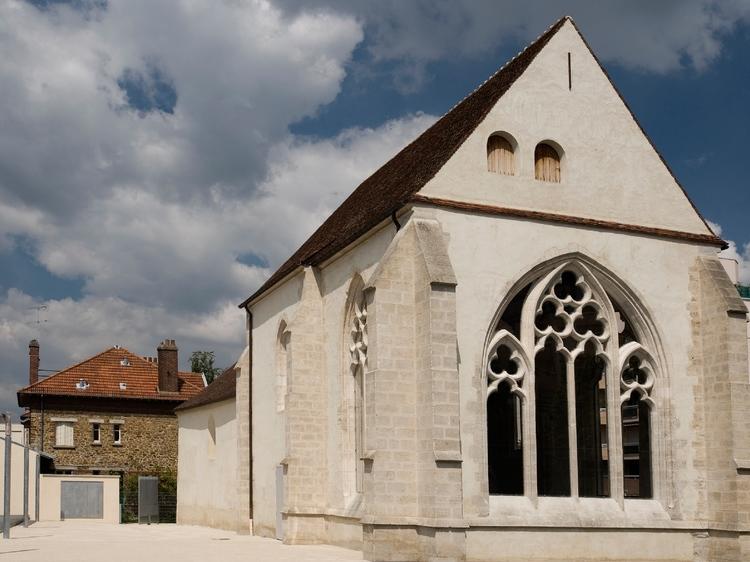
[487,384,523,495]
[622,393,652,498]
[575,341,610,497]
[496,283,531,338]
[612,301,638,347]
[535,338,570,496]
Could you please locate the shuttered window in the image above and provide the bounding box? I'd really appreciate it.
[487,135,515,175]
[534,143,561,182]
[55,422,74,447]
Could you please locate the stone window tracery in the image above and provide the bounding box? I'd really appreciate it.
[342,277,367,501]
[349,289,367,494]
[486,261,657,501]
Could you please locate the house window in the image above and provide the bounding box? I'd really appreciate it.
[91,423,101,445]
[534,142,561,182]
[113,424,122,445]
[55,422,74,448]
[486,261,657,501]
[487,134,516,175]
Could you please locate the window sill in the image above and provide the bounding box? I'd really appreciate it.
[92,442,101,447]
[481,496,671,528]
[113,443,122,447]
[53,445,75,449]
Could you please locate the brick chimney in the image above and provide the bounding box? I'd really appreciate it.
[157,339,179,392]
[29,339,40,385]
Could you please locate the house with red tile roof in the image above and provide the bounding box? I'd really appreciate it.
[17,339,205,476]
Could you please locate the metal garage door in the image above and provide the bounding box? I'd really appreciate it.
[61,481,103,519]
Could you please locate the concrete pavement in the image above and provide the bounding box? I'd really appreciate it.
[0,521,363,561]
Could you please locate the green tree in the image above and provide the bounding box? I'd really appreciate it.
[189,350,222,384]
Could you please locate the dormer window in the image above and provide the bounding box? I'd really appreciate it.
[120,357,130,366]
[119,382,127,391]
[534,142,562,182]
[75,378,89,390]
[487,133,516,175]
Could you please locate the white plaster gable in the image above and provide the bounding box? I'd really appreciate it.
[419,20,713,236]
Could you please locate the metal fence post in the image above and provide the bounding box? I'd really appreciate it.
[2,413,11,539]
[23,443,29,527]
[34,453,40,523]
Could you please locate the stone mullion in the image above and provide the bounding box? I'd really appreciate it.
[566,356,579,498]
[525,357,538,503]
[607,356,625,507]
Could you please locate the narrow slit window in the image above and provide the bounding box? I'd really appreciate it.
[92,423,101,444]
[535,143,561,182]
[487,135,515,175]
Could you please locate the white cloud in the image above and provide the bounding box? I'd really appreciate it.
[710,221,750,285]
[277,0,750,82]
[0,110,435,414]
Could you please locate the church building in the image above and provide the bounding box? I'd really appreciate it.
[183,16,750,561]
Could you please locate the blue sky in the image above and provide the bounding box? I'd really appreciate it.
[0,1,748,414]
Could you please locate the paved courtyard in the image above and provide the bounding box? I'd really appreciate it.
[0,521,363,561]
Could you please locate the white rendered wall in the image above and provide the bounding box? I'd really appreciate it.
[39,475,119,523]
[177,398,237,530]
[0,424,38,517]
[420,20,711,236]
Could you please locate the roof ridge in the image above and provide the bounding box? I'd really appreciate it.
[441,15,571,117]
[239,16,569,308]
[19,346,120,392]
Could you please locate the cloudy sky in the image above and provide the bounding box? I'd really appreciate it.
[1,0,749,414]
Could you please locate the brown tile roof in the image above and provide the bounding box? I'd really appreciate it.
[17,347,205,404]
[239,16,721,308]
[174,365,237,412]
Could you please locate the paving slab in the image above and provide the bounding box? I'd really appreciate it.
[0,521,363,561]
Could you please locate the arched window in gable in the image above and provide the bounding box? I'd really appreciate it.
[486,260,659,502]
[487,134,516,175]
[534,142,561,182]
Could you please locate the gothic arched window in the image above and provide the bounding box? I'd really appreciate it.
[342,275,368,499]
[486,261,658,501]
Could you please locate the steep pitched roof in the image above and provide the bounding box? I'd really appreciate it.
[17,347,205,404]
[174,364,237,412]
[240,16,722,308]
[240,17,568,308]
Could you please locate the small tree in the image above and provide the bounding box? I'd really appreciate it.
[189,350,222,384]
